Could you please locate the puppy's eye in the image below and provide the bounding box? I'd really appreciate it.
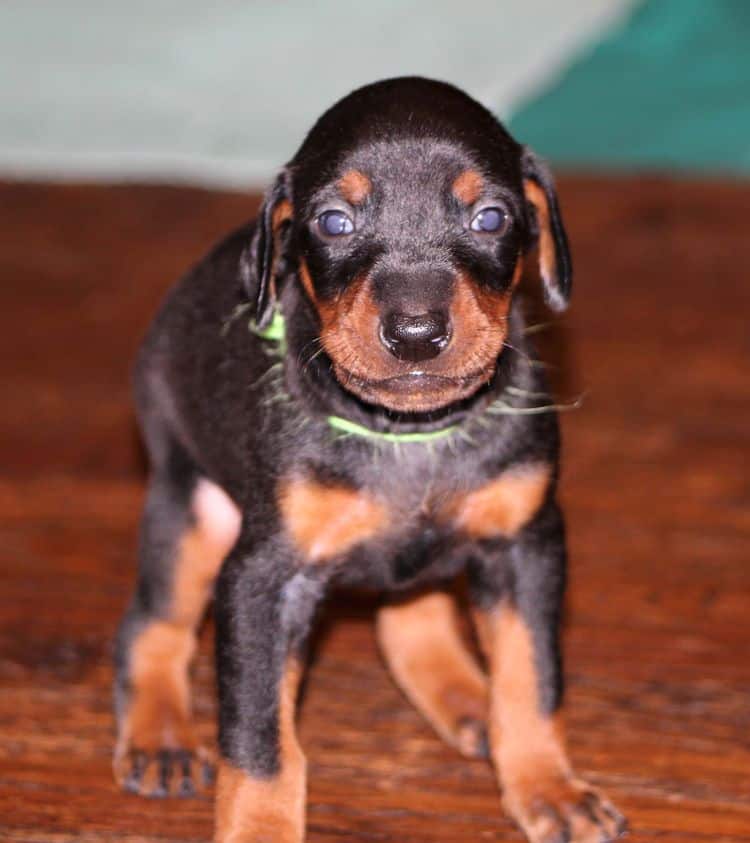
[318,210,354,237]
[470,207,508,234]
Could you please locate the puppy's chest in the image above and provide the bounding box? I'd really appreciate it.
[277,458,550,583]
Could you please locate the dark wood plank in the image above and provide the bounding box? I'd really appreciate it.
[1,176,748,841]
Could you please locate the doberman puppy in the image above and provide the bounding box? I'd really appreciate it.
[114,77,626,842]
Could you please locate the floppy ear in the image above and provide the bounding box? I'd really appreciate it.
[521,147,572,311]
[239,170,293,329]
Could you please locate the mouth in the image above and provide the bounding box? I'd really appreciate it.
[334,367,494,413]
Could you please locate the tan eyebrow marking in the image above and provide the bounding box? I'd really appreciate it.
[452,169,484,205]
[338,169,372,205]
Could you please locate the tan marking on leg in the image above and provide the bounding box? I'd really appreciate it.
[172,479,243,625]
[452,169,484,205]
[449,464,551,539]
[475,604,625,843]
[524,179,558,290]
[278,478,389,563]
[338,169,372,205]
[215,661,305,843]
[478,604,570,781]
[115,480,241,792]
[377,591,488,757]
[117,622,197,755]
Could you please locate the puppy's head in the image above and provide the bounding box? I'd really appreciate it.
[243,77,571,414]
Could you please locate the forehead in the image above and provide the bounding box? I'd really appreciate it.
[291,78,524,200]
[305,137,521,209]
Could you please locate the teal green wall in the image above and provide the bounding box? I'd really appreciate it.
[510,0,750,175]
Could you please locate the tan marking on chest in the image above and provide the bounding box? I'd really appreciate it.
[279,478,389,563]
[450,464,551,539]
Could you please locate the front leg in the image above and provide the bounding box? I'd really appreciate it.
[470,503,626,843]
[213,538,324,843]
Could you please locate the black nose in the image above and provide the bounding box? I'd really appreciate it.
[380,311,451,362]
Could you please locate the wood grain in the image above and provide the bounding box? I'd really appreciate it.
[1,176,748,841]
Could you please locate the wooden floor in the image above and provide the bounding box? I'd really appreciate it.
[1,176,748,842]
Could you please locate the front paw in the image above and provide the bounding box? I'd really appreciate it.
[114,743,215,798]
[504,776,627,843]
[215,760,305,843]
[215,811,303,843]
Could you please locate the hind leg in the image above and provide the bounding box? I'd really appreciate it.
[114,445,241,798]
[376,590,489,758]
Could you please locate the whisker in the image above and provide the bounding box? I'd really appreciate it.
[523,320,559,336]
[220,301,253,337]
[486,393,585,416]
[505,385,551,400]
[300,346,326,374]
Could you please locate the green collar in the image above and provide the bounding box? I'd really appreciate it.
[250,309,459,445]
[326,413,458,443]
[251,309,287,342]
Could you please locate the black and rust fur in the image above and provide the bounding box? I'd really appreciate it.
[114,77,626,842]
